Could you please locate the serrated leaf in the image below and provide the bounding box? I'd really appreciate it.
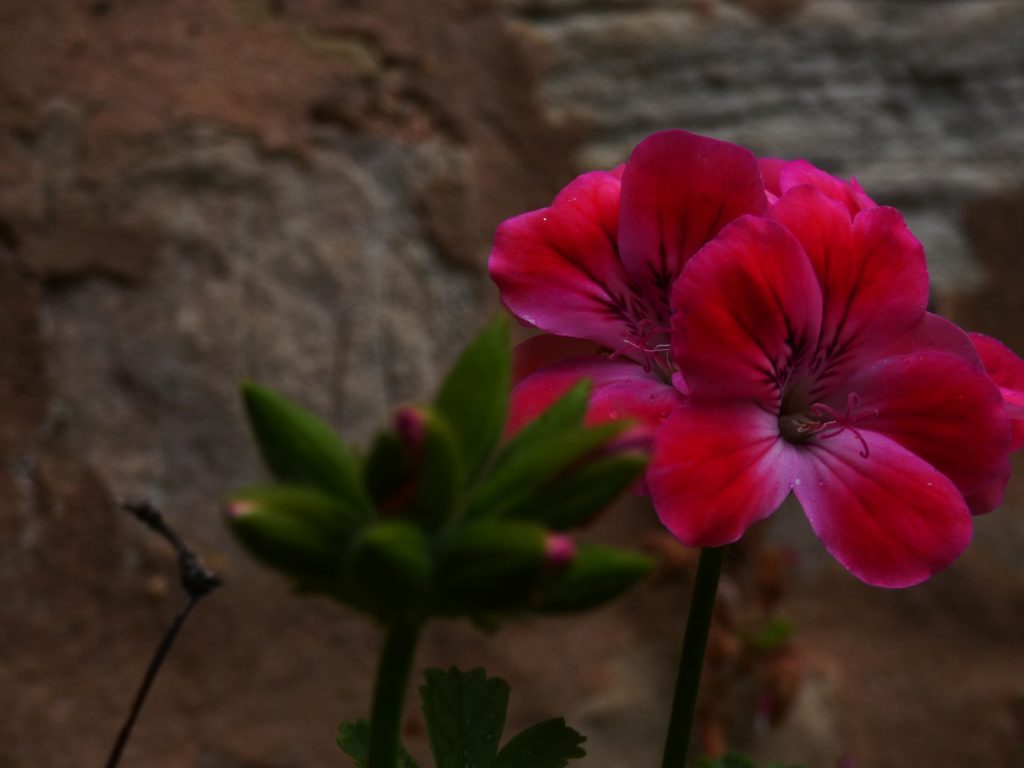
[347,521,431,618]
[509,451,647,529]
[537,544,654,612]
[337,719,418,768]
[492,718,586,768]
[435,316,511,483]
[420,667,509,768]
[696,756,756,768]
[242,383,370,514]
[696,755,803,768]
[466,383,628,519]
[435,520,548,612]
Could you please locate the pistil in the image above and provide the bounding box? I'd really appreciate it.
[778,392,878,458]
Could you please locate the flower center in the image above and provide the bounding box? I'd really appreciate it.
[777,392,878,458]
[611,318,674,381]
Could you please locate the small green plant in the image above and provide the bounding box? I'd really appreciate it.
[339,667,586,768]
[229,317,653,768]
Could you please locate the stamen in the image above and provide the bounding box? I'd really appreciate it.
[808,392,878,458]
[610,319,673,374]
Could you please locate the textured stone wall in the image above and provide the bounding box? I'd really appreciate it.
[2,1,1023,767]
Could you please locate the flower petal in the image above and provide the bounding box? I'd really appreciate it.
[649,401,797,547]
[618,130,766,315]
[882,311,983,367]
[970,332,1024,451]
[759,157,785,197]
[770,188,929,391]
[839,352,1011,514]
[507,354,682,437]
[490,171,644,348]
[671,215,823,404]
[794,434,972,588]
[512,334,601,383]
[778,159,876,215]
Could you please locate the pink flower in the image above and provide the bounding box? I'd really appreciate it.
[648,188,1011,587]
[491,129,767,438]
[491,128,1016,588]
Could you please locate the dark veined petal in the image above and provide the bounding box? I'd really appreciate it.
[671,215,823,405]
[970,332,1024,451]
[507,354,682,438]
[490,171,644,349]
[770,188,929,396]
[837,351,1011,514]
[794,432,972,588]
[618,130,767,314]
[648,400,798,547]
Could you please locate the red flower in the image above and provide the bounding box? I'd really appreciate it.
[649,189,1011,587]
[491,129,1017,587]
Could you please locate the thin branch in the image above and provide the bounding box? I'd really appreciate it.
[104,501,221,768]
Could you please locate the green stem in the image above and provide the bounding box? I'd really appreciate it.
[661,547,724,768]
[368,622,420,768]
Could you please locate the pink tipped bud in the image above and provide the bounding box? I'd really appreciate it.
[226,499,255,519]
[394,406,426,451]
[544,534,576,566]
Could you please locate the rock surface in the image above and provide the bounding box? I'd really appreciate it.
[2,1,1024,766]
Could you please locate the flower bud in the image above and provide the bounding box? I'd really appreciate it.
[225,486,354,588]
[346,521,431,619]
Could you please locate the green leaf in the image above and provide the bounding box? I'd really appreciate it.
[420,667,509,768]
[242,383,370,514]
[492,718,586,768]
[510,451,647,529]
[435,520,548,612]
[466,385,629,519]
[337,719,418,768]
[435,316,511,483]
[347,521,431,618]
[537,544,654,612]
[226,488,350,585]
[490,381,589,468]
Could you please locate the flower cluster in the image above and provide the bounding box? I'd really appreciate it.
[490,130,1024,588]
[228,319,654,624]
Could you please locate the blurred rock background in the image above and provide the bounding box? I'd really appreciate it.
[1,1,1023,766]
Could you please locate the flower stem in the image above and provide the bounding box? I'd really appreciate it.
[368,621,420,768]
[661,546,724,768]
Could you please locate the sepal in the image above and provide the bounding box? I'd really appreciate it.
[537,544,655,612]
[242,382,371,514]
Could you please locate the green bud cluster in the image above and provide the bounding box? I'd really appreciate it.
[228,317,655,624]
